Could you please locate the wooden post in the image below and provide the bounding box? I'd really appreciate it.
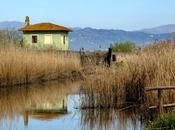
[80,48,83,65]
[107,48,112,67]
[112,54,116,62]
[158,89,163,115]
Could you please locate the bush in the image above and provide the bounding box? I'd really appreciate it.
[147,112,175,130]
[112,41,136,53]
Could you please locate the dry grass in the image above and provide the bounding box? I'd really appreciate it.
[80,41,175,109]
[0,46,81,87]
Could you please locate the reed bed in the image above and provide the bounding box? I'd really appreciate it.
[0,46,81,87]
[80,41,175,110]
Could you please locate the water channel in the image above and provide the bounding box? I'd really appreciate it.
[0,81,149,130]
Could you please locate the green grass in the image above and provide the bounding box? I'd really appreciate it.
[147,112,175,130]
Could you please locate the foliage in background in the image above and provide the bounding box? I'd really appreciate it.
[0,30,22,45]
[112,41,136,53]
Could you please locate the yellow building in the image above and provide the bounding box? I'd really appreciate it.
[19,16,72,50]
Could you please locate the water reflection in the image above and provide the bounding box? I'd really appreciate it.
[0,81,81,130]
[23,95,68,126]
[0,80,160,130]
[80,107,145,130]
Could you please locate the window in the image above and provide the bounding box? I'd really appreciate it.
[63,35,66,45]
[32,35,37,44]
[44,34,53,44]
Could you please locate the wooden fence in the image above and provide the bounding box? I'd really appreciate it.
[145,86,175,114]
[35,48,116,66]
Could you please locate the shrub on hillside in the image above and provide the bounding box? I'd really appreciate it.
[112,41,136,53]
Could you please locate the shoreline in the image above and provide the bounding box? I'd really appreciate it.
[0,70,85,88]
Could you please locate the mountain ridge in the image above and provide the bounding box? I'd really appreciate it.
[0,21,24,30]
[139,24,175,34]
[0,21,173,50]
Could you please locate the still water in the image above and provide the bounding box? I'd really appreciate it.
[0,81,145,130]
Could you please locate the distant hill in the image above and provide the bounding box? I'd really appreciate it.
[139,24,175,34]
[0,21,24,30]
[0,21,173,50]
[69,27,171,50]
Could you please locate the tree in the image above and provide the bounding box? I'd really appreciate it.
[112,41,136,53]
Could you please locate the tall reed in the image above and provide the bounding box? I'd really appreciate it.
[80,41,175,109]
[0,46,81,87]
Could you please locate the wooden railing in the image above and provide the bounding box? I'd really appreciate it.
[145,86,175,114]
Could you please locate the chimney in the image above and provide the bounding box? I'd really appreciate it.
[25,16,30,26]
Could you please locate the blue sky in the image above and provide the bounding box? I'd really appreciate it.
[1,0,175,30]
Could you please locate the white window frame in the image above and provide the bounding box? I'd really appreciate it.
[44,34,53,45]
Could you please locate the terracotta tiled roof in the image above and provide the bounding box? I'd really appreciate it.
[19,23,72,32]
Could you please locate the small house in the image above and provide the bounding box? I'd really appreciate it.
[19,16,72,50]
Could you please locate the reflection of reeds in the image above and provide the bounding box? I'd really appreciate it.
[80,109,117,130]
[0,46,81,87]
[80,107,147,130]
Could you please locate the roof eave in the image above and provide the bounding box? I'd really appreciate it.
[18,29,73,32]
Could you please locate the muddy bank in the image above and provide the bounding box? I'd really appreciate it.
[0,70,84,87]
